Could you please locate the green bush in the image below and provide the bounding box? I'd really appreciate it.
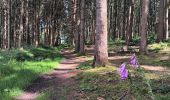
[132,35,140,45]
[15,46,61,61]
[148,33,157,44]
[131,33,157,45]
[15,51,33,61]
[0,47,62,99]
[30,48,60,61]
[108,38,125,46]
[40,45,54,50]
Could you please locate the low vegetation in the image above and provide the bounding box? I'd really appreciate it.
[0,46,62,99]
[59,42,170,100]
[74,63,170,100]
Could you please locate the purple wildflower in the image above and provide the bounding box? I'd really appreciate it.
[130,54,139,68]
[118,63,128,80]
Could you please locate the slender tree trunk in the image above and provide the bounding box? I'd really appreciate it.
[72,0,77,47]
[19,0,24,48]
[25,0,29,45]
[165,0,169,40]
[3,3,7,49]
[139,0,150,54]
[79,0,85,54]
[7,0,11,49]
[126,0,134,47]
[157,0,165,42]
[75,1,81,52]
[113,0,117,39]
[93,0,108,67]
[122,0,126,39]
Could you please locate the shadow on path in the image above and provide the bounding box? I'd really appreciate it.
[15,47,170,100]
[15,49,89,100]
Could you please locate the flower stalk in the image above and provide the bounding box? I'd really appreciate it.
[118,54,155,100]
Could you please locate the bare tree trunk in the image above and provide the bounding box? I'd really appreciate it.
[72,0,76,47]
[69,0,75,46]
[7,0,11,49]
[139,0,150,54]
[126,0,134,47]
[93,0,108,67]
[75,0,80,52]
[122,0,126,40]
[19,0,24,48]
[79,0,85,54]
[3,3,7,49]
[25,0,29,45]
[113,0,117,39]
[157,0,165,42]
[165,0,169,40]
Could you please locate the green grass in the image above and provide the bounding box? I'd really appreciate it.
[73,64,170,100]
[0,46,62,100]
[137,42,170,67]
[138,54,170,67]
[148,42,170,53]
[75,67,145,99]
[36,89,52,100]
[77,60,93,70]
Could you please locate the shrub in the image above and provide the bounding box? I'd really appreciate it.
[15,51,33,61]
[148,33,157,44]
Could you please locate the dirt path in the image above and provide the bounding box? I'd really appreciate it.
[109,53,170,73]
[16,49,89,100]
[15,48,170,100]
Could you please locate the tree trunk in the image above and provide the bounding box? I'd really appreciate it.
[79,0,85,54]
[157,0,165,42]
[25,0,29,45]
[3,2,7,49]
[19,0,24,48]
[122,0,126,40]
[7,0,11,49]
[139,0,150,54]
[165,0,169,40]
[75,0,80,52]
[113,0,117,40]
[126,0,134,46]
[93,0,108,67]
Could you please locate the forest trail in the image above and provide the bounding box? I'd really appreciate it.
[15,49,90,100]
[15,48,170,100]
[109,53,170,73]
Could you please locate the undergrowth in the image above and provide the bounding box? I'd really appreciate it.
[0,46,62,100]
[75,63,170,100]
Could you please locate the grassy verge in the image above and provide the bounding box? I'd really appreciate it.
[76,67,130,100]
[73,65,170,100]
[70,42,170,100]
[148,42,170,53]
[137,42,170,67]
[36,89,53,100]
[0,46,62,100]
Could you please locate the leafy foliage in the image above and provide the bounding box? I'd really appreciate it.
[78,60,93,70]
[15,46,62,61]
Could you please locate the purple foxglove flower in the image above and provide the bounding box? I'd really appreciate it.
[118,63,128,80]
[130,54,139,68]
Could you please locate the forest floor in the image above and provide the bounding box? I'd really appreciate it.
[16,44,170,100]
[0,47,64,100]
[16,48,89,100]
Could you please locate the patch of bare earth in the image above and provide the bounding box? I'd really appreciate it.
[15,47,170,100]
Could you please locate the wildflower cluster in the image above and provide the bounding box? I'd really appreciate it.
[118,54,139,80]
[118,54,155,100]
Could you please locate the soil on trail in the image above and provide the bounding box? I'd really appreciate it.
[15,49,90,100]
[15,47,170,100]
